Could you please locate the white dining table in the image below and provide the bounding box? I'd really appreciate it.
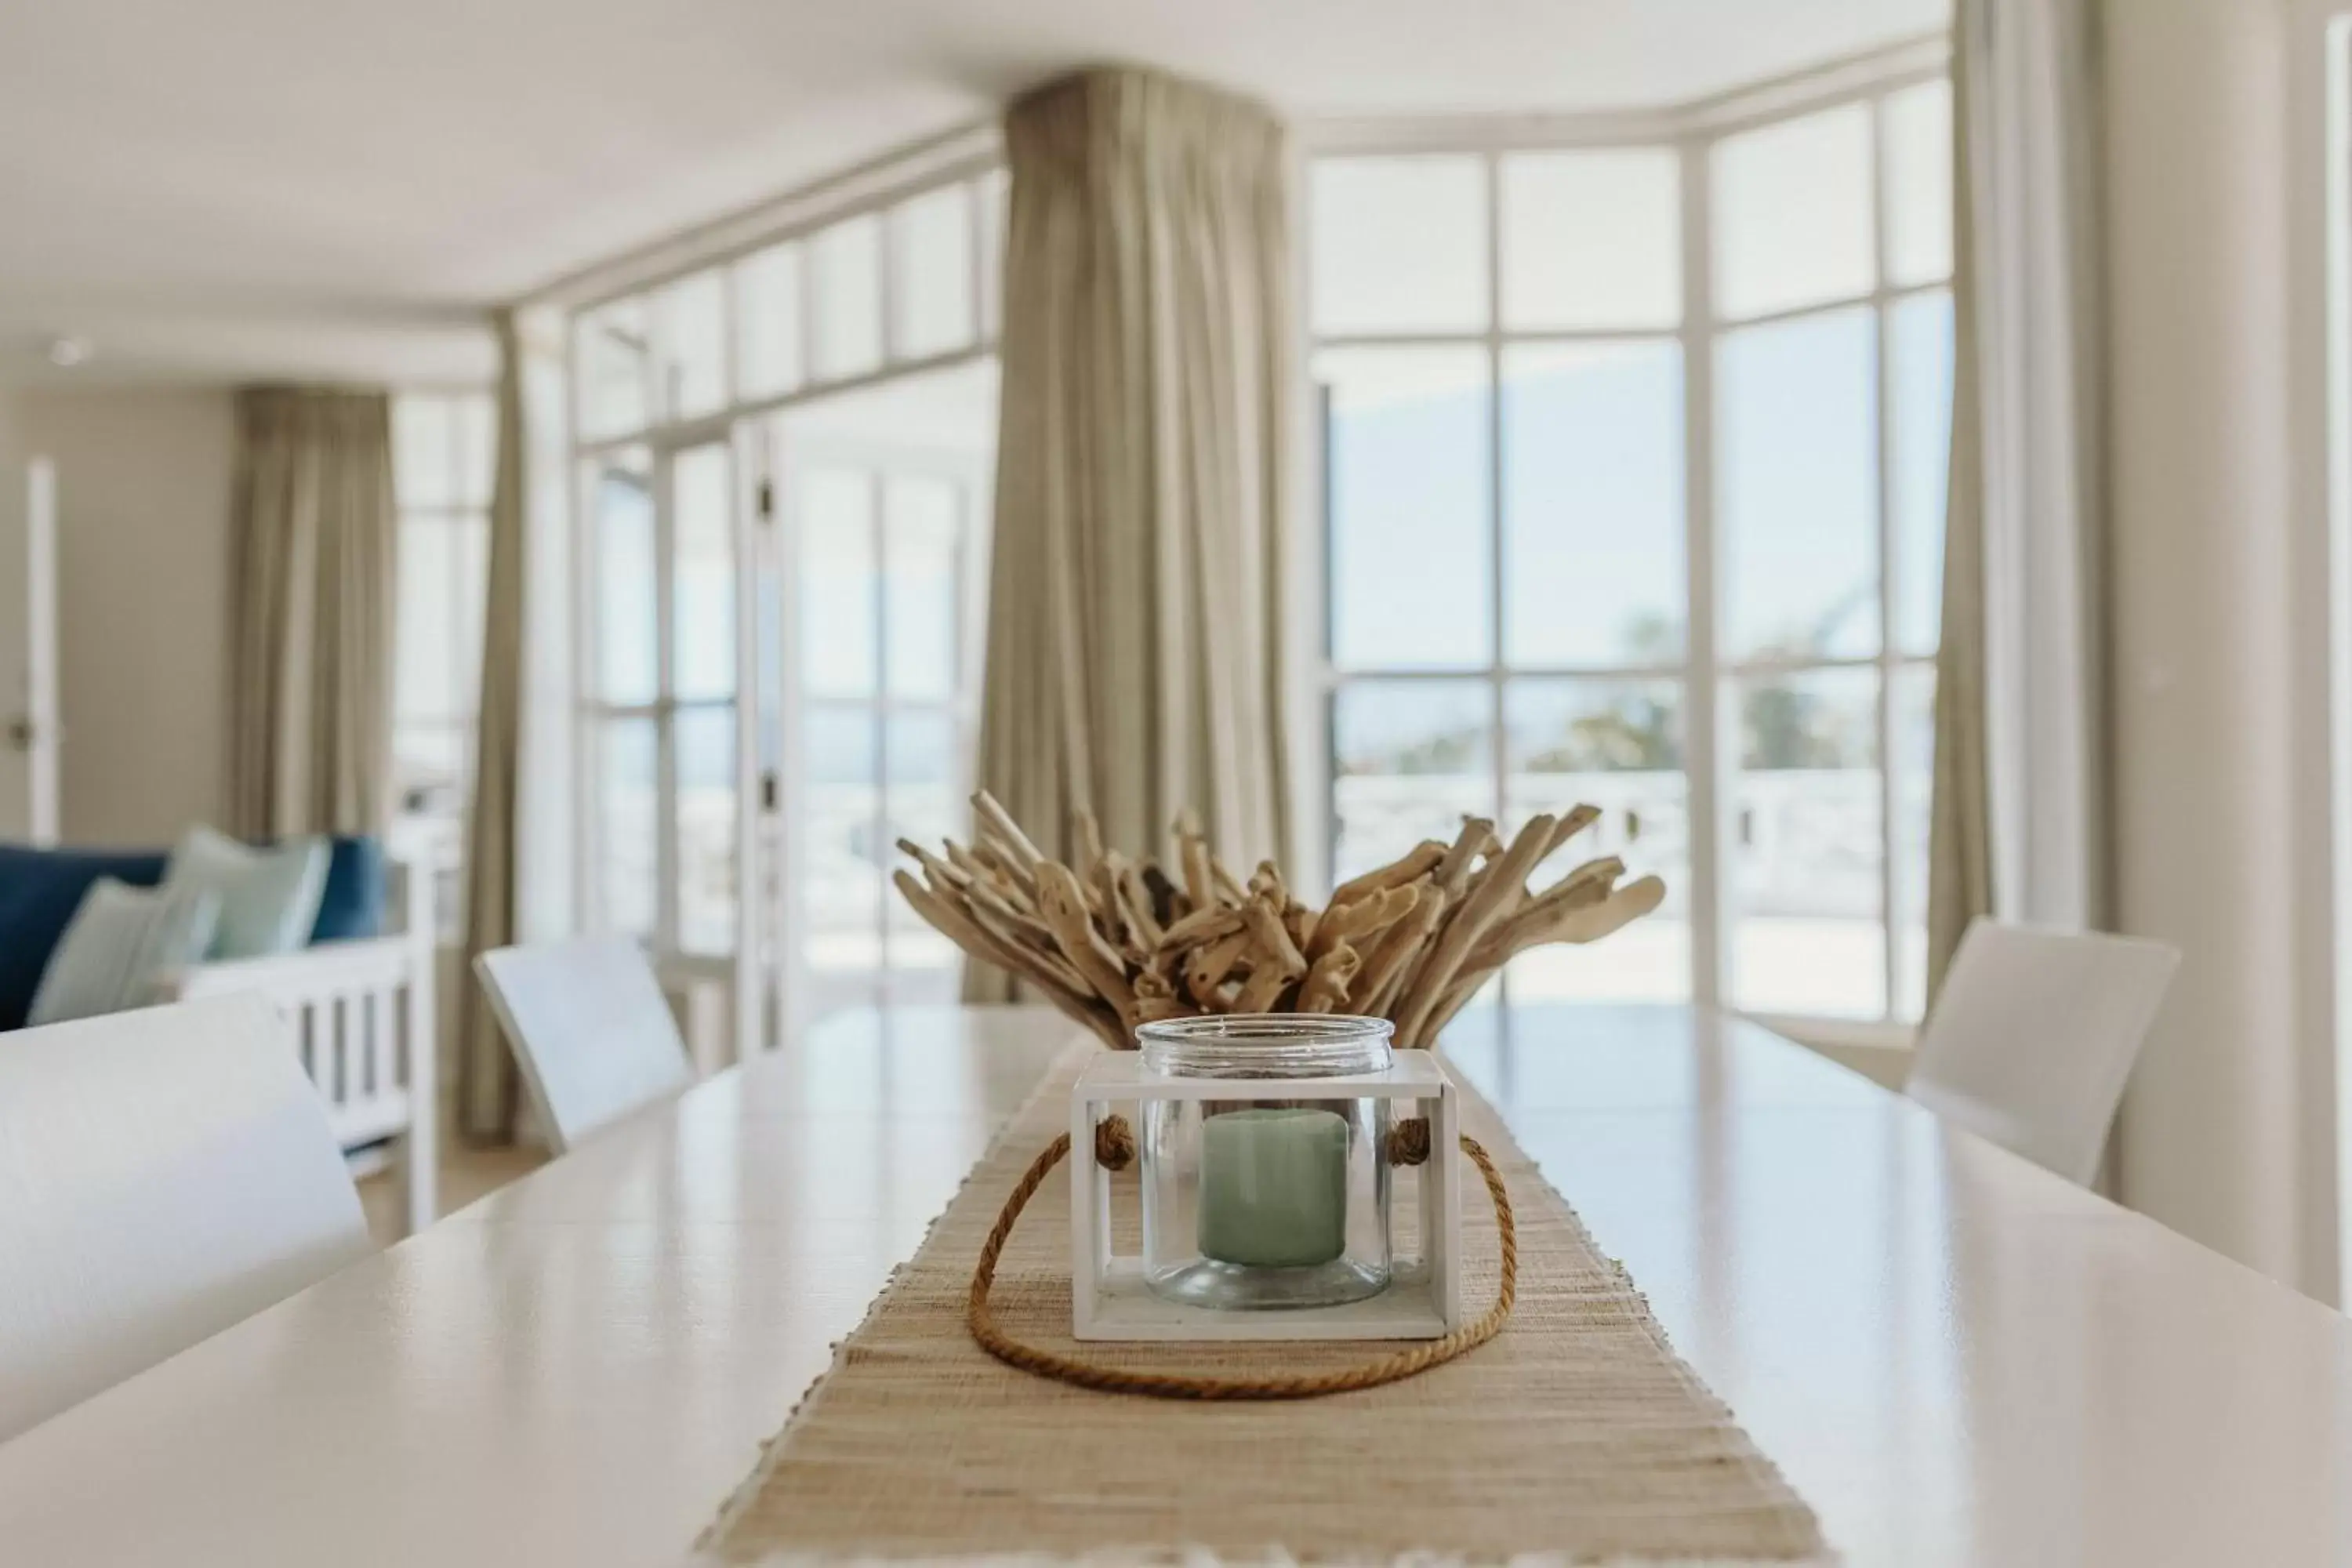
[0,1002,2347,1566]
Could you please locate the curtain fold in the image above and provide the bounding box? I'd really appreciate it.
[970,67,1295,1000]
[229,387,397,838]
[1928,0,2109,1000]
[455,310,528,1142]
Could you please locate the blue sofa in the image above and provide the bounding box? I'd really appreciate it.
[0,837,386,1031]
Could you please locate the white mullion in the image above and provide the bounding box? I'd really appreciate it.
[868,470,892,991]
[1681,132,1729,1011]
[1483,149,1512,1011]
[1870,90,1902,1022]
[653,448,681,955]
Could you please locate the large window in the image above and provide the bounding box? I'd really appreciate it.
[1312,71,1953,1024]
[569,162,1003,1024]
[391,389,495,935]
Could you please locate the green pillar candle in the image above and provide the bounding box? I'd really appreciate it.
[1197,1107,1351,1269]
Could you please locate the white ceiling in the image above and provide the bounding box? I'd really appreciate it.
[0,0,1944,386]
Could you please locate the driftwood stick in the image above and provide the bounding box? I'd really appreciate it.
[1330,840,1446,908]
[1183,929,1254,1002]
[1132,969,1192,1025]
[896,838,974,893]
[972,790,1046,873]
[1394,812,1558,1046]
[1544,804,1604,858]
[1433,817,1494,898]
[1035,861,1137,1023]
[1180,833,1215,913]
[1298,944,1361,1014]
[893,870,1121,1047]
[1354,886,1443,1019]
[1240,895,1308,982]
[1115,862,1165,949]
[1155,902,1246,955]
[968,841,1039,904]
[963,878,1063,956]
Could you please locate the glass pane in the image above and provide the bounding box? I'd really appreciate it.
[735,242,804,399]
[884,708,959,972]
[1310,156,1487,334]
[456,392,496,508]
[596,717,659,939]
[395,517,455,723]
[675,706,737,956]
[1890,289,1954,655]
[1883,79,1955,288]
[1711,103,1875,321]
[891,183,975,361]
[1331,680,1493,886]
[1503,341,1683,665]
[1320,347,1491,671]
[1719,307,1879,659]
[804,704,880,975]
[671,445,735,702]
[592,449,658,706]
[978,168,1008,339]
[1732,668,1885,1018]
[578,298,651,440]
[811,215,884,382]
[1503,679,1690,1004]
[1501,149,1681,330]
[393,394,456,508]
[801,467,877,698]
[884,474,958,700]
[1892,665,1935,1020]
[653,270,728,421]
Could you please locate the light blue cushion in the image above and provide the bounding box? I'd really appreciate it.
[28,880,223,1025]
[163,826,329,960]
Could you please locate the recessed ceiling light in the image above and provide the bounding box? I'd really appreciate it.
[45,336,90,368]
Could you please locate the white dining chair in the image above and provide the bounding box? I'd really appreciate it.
[0,993,372,1443]
[1906,918,2180,1186]
[474,937,693,1155]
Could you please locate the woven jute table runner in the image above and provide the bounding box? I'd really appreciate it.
[698,1045,1830,1567]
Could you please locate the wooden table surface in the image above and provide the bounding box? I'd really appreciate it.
[0,1002,2347,1566]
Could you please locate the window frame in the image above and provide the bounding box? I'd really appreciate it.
[1304,38,1951,1030]
[563,157,1006,988]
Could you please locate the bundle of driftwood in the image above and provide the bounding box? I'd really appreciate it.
[893,793,1666,1050]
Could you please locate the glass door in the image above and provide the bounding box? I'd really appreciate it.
[739,363,996,1045]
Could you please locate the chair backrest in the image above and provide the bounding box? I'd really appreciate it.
[474,938,692,1155]
[0,993,372,1443]
[1907,918,2180,1185]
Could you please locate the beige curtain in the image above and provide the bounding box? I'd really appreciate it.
[970,67,1294,998]
[1926,26,1994,1002]
[1928,0,2109,1002]
[455,310,528,1142]
[229,387,397,837]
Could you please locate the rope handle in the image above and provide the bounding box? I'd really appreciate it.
[966,1116,1517,1399]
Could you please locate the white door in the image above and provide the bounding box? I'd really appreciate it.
[0,459,60,844]
[742,421,991,1047]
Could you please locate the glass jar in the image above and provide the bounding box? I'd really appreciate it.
[1137,1014,1395,1310]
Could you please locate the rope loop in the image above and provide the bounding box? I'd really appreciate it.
[967,1127,1516,1399]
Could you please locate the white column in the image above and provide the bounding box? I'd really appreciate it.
[2104,0,2332,1293]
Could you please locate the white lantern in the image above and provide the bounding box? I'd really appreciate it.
[1069,1015,1463,1342]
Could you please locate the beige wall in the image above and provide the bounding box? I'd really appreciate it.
[10,388,236,847]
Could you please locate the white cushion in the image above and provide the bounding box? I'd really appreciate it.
[29,880,223,1026]
[163,826,328,960]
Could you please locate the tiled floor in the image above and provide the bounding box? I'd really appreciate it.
[356,1142,545,1246]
